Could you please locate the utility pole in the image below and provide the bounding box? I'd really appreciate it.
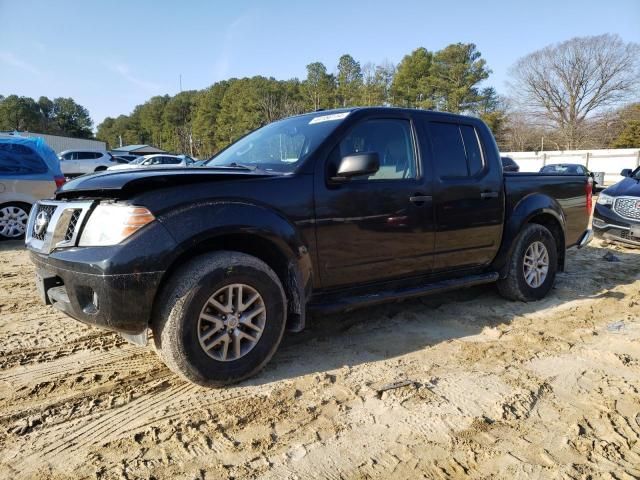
[179,74,182,92]
[541,136,544,152]
[119,135,122,148]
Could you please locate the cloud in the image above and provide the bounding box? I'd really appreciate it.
[212,11,258,80]
[0,51,41,75]
[109,63,161,92]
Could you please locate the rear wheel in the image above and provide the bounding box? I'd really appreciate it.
[497,224,558,301]
[152,251,287,386]
[0,202,31,240]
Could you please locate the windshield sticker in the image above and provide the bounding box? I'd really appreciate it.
[309,112,350,124]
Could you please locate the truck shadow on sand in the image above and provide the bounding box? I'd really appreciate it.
[0,239,25,251]
[257,243,640,385]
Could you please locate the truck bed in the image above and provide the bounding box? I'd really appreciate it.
[504,172,591,248]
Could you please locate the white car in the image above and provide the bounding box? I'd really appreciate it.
[107,154,194,171]
[58,150,115,176]
[111,154,141,163]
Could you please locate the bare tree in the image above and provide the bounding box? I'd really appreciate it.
[509,34,640,149]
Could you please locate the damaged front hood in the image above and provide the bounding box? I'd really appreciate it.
[56,167,279,199]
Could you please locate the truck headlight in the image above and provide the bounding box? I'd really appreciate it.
[596,193,615,206]
[79,203,155,246]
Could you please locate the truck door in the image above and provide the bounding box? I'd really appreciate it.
[314,114,435,288]
[421,119,504,270]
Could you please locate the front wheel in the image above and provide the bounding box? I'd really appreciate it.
[152,251,287,386]
[0,202,31,240]
[497,224,558,301]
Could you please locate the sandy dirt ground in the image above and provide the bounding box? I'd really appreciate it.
[0,238,639,479]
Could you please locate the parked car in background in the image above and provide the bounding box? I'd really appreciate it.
[539,163,602,191]
[501,156,520,172]
[113,156,134,164]
[58,150,115,176]
[593,167,640,248]
[110,154,140,163]
[177,154,197,164]
[0,136,64,239]
[106,154,194,171]
[26,107,593,386]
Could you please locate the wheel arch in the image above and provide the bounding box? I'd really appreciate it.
[493,193,567,277]
[152,203,312,331]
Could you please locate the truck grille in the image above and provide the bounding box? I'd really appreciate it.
[26,200,93,254]
[613,197,640,221]
[64,209,82,241]
[32,204,57,241]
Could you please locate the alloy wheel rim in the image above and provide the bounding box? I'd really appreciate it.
[523,241,549,288]
[197,283,266,362]
[0,206,29,238]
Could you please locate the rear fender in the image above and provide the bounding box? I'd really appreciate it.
[492,193,566,276]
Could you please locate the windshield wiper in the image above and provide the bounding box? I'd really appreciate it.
[204,162,257,171]
[227,162,257,170]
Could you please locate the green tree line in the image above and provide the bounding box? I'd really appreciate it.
[0,95,93,138]
[97,43,506,156]
[2,38,638,154]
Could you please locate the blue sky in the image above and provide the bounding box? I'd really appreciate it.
[1,0,638,127]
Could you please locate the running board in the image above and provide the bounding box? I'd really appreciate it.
[308,272,499,314]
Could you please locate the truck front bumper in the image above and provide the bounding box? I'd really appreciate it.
[30,251,164,335]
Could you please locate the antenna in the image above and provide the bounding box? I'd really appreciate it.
[179,74,182,92]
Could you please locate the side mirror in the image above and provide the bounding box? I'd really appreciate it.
[333,152,380,181]
[620,168,632,177]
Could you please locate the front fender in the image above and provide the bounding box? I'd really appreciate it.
[157,200,312,330]
[492,193,566,275]
[161,200,305,255]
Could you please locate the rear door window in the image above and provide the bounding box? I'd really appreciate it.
[460,125,484,175]
[428,122,468,177]
[0,143,48,174]
[428,122,485,178]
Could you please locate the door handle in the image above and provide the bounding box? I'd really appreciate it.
[409,195,432,205]
[480,191,499,199]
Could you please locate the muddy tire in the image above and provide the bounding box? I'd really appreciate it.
[497,224,558,302]
[152,251,287,386]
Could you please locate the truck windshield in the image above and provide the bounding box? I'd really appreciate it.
[206,112,350,173]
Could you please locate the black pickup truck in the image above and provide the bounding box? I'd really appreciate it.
[26,108,593,386]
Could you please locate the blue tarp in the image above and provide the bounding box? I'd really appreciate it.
[0,135,62,176]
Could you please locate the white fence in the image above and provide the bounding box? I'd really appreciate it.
[502,148,640,185]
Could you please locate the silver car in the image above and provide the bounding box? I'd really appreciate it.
[107,154,195,171]
[0,137,65,239]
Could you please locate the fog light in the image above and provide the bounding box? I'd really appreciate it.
[81,289,99,315]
